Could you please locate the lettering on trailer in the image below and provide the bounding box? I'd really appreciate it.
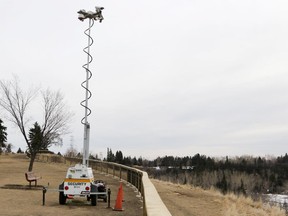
[68,182,86,186]
[64,178,91,182]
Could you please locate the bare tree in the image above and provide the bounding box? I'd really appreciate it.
[41,89,71,148]
[64,144,78,158]
[0,77,73,171]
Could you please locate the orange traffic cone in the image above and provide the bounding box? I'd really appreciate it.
[119,183,124,202]
[113,183,124,211]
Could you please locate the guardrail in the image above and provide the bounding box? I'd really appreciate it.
[37,154,172,216]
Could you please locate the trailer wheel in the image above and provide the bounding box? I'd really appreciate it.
[91,195,97,206]
[59,192,67,205]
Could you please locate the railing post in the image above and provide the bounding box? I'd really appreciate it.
[42,187,46,206]
[138,172,141,191]
[93,161,96,171]
[127,170,131,184]
[107,188,111,208]
[141,175,143,196]
[135,172,138,189]
[119,167,122,180]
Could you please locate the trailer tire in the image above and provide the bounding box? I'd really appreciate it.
[59,192,67,205]
[91,195,97,206]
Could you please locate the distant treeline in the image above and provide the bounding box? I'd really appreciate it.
[145,153,288,195]
[63,147,288,195]
[104,149,288,195]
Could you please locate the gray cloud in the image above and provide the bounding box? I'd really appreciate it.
[1,0,288,158]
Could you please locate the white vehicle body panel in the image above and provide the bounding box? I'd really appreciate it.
[63,164,94,196]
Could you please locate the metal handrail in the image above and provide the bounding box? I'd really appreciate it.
[37,154,171,216]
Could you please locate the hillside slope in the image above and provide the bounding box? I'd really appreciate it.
[152,179,285,216]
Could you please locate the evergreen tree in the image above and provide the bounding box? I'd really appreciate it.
[26,122,47,163]
[107,148,115,162]
[5,143,12,153]
[115,150,123,164]
[17,148,23,154]
[0,119,7,154]
[29,122,46,151]
[216,172,228,194]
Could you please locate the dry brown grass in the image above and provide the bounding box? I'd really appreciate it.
[2,154,284,216]
[222,192,284,216]
[152,179,285,216]
[0,154,143,216]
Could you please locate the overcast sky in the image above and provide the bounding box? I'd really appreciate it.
[1,0,288,159]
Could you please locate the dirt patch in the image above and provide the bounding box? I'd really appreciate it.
[0,184,43,190]
[0,154,143,216]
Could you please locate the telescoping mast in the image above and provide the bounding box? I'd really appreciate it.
[78,7,104,167]
[58,7,106,206]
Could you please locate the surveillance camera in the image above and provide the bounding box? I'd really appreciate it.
[77,7,104,22]
[78,14,85,21]
[95,7,104,11]
[78,9,87,21]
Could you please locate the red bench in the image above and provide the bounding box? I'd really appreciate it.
[25,172,41,187]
